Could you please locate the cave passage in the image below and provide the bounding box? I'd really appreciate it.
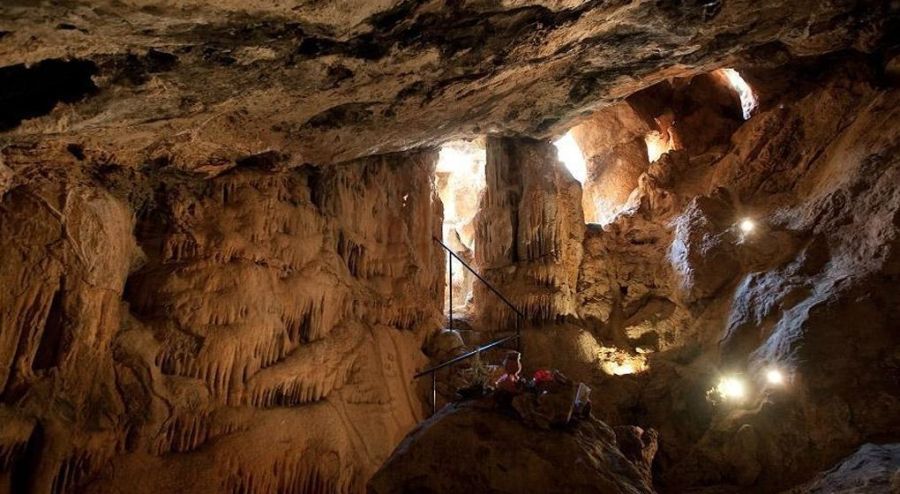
[435,139,486,316]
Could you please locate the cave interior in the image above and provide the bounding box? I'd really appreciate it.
[0,1,899,493]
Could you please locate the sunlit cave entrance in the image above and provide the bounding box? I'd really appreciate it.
[434,138,486,317]
[555,67,758,227]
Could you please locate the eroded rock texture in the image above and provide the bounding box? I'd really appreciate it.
[0,151,444,493]
[0,0,894,168]
[473,137,584,329]
[369,402,657,494]
[782,443,900,494]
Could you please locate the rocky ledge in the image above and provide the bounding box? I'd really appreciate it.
[369,401,658,494]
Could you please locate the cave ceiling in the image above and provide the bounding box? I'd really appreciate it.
[0,0,894,169]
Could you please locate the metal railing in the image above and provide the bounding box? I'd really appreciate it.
[414,236,526,415]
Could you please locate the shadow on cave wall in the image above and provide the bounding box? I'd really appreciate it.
[0,59,98,131]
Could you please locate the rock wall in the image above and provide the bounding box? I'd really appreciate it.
[0,149,444,493]
[662,55,900,491]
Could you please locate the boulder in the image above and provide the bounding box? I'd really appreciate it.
[782,443,900,494]
[368,402,657,494]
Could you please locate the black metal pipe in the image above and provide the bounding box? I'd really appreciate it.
[432,236,525,319]
[448,253,453,330]
[515,317,521,353]
[414,334,519,378]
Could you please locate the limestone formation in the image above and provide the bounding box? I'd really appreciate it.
[0,151,444,493]
[473,137,584,329]
[0,1,894,167]
[782,443,900,494]
[492,53,900,493]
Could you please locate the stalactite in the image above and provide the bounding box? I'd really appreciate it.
[49,449,104,494]
[0,148,443,491]
[221,455,357,494]
[154,412,212,455]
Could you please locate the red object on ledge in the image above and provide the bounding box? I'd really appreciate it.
[533,369,553,383]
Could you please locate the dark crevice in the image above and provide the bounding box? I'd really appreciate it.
[0,59,98,131]
[297,33,387,60]
[33,278,67,371]
[104,49,178,85]
[11,424,44,494]
[66,143,86,161]
[304,102,376,130]
[236,150,287,171]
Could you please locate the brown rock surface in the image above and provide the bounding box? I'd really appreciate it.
[414,52,898,493]
[0,151,444,493]
[542,55,900,492]
[0,1,894,168]
[781,443,900,494]
[474,136,584,328]
[368,402,657,494]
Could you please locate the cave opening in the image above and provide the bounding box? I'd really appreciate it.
[435,138,486,317]
[553,131,588,185]
[0,59,98,131]
[555,67,758,226]
[718,68,758,120]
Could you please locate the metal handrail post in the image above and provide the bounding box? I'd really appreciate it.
[515,317,521,353]
[448,252,453,330]
[421,236,529,417]
[432,237,525,319]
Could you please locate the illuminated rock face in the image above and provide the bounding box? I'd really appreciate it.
[473,137,584,329]
[0,151,444,493]
[568,71,746,225]
[783,443,900,494]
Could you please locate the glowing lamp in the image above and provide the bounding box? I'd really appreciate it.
[613,363,635,376]
[718,376,746,400]
[739,218,755,233]
[766,369,784,385]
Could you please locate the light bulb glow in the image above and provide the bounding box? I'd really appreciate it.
[718,376,746,400]
[766,369,784,385]
[739,219,755,233]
